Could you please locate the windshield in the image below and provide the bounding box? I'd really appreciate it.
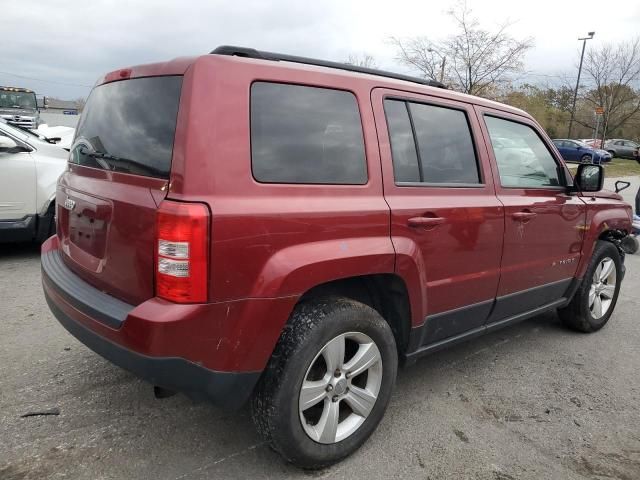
[0,118,33,138]
[0,90,37,109]
[70,76,182,178]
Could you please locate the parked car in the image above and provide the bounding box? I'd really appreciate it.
[604,139,640,159]
[552,139,612,164]
[0,119,67,242]
[33,124,76,150]
[41,46,635,469]
[580,138,603,149]
[0,86,44,129]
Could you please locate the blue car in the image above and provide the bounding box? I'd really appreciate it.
[552,139,612,164]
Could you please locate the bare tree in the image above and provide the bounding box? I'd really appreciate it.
[577,38,640,141]
[74,97,87,111]
[345,54,378,69]
[391,1,532,97]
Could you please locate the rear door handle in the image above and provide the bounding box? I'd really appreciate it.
[512,211,537,222]
[407,216,446,228]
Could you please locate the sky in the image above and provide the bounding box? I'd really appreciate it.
[3,0,639,100]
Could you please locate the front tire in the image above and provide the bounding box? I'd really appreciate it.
[251,297,398,469]
[559,241,622,332]
[581,154,593,164]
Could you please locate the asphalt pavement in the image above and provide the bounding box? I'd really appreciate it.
[1,178,639,479]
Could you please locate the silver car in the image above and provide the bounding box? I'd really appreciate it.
[604,139,640,159]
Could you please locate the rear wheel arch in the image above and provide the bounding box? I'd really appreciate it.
[298,274,412,357]
[251,295,398,467]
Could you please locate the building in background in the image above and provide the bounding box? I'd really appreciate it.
[38,98,83,127]
[43,98,81,115]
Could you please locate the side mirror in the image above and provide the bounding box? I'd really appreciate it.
[0,136,18,152]
[574,163,604,192]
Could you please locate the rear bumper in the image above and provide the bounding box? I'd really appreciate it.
[44,290,259,408]
[41,236,297,408]
[0,215,36,243]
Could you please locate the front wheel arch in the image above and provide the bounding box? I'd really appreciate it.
[559,240,622,332]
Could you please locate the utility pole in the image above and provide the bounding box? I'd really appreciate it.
[439,56,446,84]
[568,31,595,138]
[428,47,447,84]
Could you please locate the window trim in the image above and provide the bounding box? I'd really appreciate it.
[0,125,34,153]
[404,100,425,183]
[383,95,484,188]
[249,80,369,186]
[482,113,568,190]
[396,181,485,189]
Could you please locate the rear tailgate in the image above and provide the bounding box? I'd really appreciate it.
[56,75,182,305]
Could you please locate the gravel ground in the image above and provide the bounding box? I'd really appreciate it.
[1,178,639,480]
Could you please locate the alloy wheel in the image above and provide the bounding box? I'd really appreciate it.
[589,257,617,319]
[298,332,383,444]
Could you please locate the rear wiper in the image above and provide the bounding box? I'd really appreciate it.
[80,148,117,161]
[78,147,163,176]
[79,147,116,170]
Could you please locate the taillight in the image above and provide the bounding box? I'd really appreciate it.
[156,200,209,303]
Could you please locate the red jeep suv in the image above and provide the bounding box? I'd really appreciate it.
[42,46,635,468]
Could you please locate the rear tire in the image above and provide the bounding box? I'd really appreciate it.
[36,204,56,243]
[559,241,622,332]
[251,297,397,469]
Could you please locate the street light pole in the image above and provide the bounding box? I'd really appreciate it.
[568,31,595,138]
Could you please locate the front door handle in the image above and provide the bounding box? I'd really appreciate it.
[407,216,446,228]
[512,211,537,222]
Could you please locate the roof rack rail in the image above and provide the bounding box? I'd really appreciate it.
[210,45,447,89]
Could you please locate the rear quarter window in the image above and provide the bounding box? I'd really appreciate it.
[250,82,367,184]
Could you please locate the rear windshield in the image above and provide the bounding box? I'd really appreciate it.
[70,76,182,178]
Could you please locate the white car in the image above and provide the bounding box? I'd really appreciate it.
[34,124,76,150]
[0,119,69,242]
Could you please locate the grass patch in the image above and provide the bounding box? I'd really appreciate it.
[567,158,640,178]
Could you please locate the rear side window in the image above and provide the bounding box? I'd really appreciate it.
[384,100,420,182]
[383,99,480,185]
[251,82,367,184]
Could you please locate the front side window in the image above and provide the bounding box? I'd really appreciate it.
[485,116,562,188]
[384,99,480,185]
[251,82,367,184]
